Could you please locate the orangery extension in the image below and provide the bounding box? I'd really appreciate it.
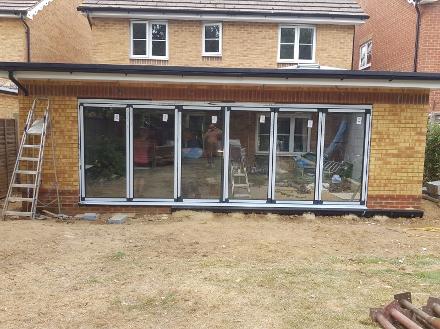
[1,63,439,217]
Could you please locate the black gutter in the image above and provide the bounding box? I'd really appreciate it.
[0,88,18,96]
[8,71,29,96]
[0,62,439,82]
[20,15,31,63]
[414,0,422,72]
[170,205,424,218]
[0,9,27,16]
[77,6,370,20]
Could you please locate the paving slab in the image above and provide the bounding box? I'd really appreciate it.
[107,213,129,224]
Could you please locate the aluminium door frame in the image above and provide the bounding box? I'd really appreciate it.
[78,100,372,207]
[273,108,320,205]
[317,108,372,206]
[227,106,273,203]
[177,105,224,203]
[79,102,130,202]
[130,104,178,202]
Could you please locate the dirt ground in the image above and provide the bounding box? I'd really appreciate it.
[1,201,439,329]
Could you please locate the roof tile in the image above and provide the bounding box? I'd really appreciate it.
[0,0,42,13]
[78,0,367,18]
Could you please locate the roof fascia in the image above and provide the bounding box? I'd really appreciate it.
[4,70,440,90]
[0,12,25,18]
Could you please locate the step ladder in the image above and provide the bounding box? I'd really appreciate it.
[231,164,251,198]
[2,98,58,219]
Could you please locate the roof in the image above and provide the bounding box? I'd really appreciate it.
[0,0,53,17]
[78,0,368,19]
[1,62,439,93]
[0,78,17,95]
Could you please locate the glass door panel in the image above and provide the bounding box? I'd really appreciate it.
[133,108,175,199]
[274,112,319,201]
[228,110,271,200]
[181,109,223,199]
[322,112,366,202]
[83,106,127,198]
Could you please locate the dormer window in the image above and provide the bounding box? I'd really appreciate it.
[278,26,316,63]
[131,21,168,59]
[203,23,222,56]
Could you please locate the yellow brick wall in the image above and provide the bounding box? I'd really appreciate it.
[368,104,428,196]
[316,25,354,70]
[17,84,428,211]
[0,19,26,62]
[18,96,79,191]
[90,19,354,69]
[0,93,19,118]
[29,0,92,63]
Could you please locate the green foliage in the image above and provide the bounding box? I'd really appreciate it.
[424,123,440,182]
[86,137,125,179]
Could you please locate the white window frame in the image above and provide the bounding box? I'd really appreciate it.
[130,20,169,60]
[278,25,316,64]
[256,114,311,155]
[202,22,222,57]
[359,40,372,70]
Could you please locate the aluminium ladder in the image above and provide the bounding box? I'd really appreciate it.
[2,98,59,219]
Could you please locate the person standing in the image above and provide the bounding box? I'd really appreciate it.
[204,124,222,167]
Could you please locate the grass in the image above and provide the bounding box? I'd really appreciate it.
[112,291,178,313]
[1,206,439,328]
[414,271,440,284]
[111,251,126,260]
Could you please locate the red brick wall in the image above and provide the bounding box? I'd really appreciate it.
[417,2,440,112]
[353,1,440,113]
[353,0,417,71]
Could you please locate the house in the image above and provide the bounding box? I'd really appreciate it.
[1,0,440,217]
[353,0,440,118]
[0,80,18,118]
[0,0,91,118]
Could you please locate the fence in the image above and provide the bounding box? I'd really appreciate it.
[0,119,17,198]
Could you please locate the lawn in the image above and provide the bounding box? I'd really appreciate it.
[1,201,439,329]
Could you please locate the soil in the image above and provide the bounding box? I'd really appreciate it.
[1,201,439,329]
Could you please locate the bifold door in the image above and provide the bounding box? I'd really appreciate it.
[80,103,371,206]
[80,105,128,200]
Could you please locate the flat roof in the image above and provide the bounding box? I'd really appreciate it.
[1,62,440,91]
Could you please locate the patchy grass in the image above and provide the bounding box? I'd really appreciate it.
[111,251,126,260]
[0,202,439,328]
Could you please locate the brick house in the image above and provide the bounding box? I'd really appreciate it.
[0,0,91,118]
[353,0,440,120]
[0,0,439,217]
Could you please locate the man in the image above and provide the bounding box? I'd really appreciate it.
[204,124,222,167]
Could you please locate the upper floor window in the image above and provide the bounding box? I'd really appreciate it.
[359,40,372,70]
[203,23,222,56]
[257,114,311,154]
[278,26,316,63]
[131,21,168,59]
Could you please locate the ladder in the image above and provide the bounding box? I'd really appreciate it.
[2,98,56,219]
[230,145,251,198]
[231,164,251,198]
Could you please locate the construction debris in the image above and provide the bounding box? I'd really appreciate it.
[42,210,70,220]
[75,213,99,221]
[107,213,129,225]
[426,181,440,198]
[371,292,440,329]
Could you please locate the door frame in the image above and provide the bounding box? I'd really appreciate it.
[177,105,224,202]
[78,100,372,207]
